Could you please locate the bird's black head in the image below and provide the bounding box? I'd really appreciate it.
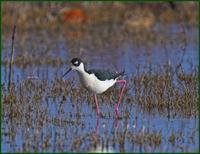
[71,57,82,67]
[62,57,84,78]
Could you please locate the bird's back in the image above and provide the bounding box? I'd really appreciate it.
[86,69,125,81]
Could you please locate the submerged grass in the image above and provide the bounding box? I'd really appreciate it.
[1,2,198,152]
[130,63,198,118]
[2,63,198,152]
[3,63,198,121]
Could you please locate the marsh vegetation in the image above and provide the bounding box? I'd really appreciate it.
[2,2,198,152]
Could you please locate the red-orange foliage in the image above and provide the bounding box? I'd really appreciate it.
[60,8,87,24]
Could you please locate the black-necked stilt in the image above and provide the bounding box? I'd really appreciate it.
[62,57,126,117]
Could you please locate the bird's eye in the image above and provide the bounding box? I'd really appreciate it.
[74,61,79,65]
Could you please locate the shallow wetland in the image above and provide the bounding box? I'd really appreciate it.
[2,2,198,152]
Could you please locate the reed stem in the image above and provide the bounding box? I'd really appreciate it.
[8,25,16,92]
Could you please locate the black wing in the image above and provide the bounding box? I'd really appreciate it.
[86,69,125,81]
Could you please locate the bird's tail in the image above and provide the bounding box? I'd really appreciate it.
[118,69,125,76]
[115,69,125,79]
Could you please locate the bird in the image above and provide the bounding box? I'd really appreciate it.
[62,57,126,117]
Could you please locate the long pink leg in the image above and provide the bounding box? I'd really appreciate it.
[95,116,100,135]
[115,80,126,116]
[94,94,100,116]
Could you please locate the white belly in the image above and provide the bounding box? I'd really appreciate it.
[78,72,116,94]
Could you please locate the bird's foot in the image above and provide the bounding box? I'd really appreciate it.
[115,105,120,117]
[96,107,100,116]
[96,110,100,117]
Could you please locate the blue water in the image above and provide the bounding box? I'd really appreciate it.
[2,26,198,152]
[2,41,198,84]
[2,100,198,152]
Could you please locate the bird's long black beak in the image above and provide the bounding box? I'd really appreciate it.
[62,68,72,78]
